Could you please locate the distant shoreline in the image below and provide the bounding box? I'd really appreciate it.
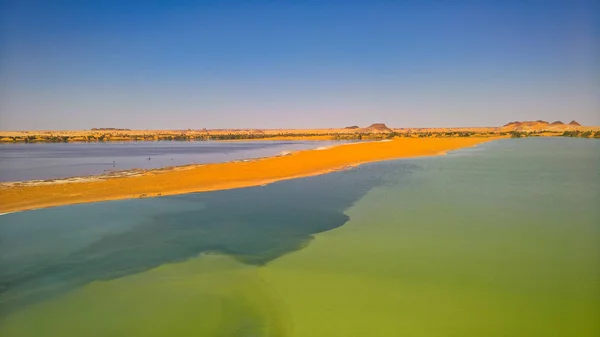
[0,137,500,213]
[1,123,598,143]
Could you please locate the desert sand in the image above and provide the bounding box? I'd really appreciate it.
[1,121,597,143]
[0,137,497,213]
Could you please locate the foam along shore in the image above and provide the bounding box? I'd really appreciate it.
[0,137,498,213]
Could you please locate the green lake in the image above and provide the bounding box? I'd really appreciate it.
[0,138,598,336]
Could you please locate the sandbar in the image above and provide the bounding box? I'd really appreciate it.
[0,137,498,213]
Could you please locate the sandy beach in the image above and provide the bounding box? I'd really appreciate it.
[0,137,498,213]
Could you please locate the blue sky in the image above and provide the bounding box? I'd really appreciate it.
[1,0,598,130]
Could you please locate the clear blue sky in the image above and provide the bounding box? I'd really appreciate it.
[1,0,598,130]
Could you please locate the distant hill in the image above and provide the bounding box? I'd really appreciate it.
[91,128,131,131]
[501,120,583,132]
[362,123,393,133]
[341,123,393,133]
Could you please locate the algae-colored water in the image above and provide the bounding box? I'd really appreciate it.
[0,138,598,336]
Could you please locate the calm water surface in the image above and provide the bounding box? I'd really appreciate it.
[0,140,351,182]
[0,138,598,336]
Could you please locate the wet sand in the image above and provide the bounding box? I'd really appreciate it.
[0,137,498,213]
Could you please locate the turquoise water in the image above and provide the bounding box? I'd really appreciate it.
[0,138,598,336]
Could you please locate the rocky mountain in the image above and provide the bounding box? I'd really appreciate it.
[363,123,393,133]
[501,120,583,132]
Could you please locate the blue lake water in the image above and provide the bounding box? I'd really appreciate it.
[0,140,351,182]
[0,138,598,336]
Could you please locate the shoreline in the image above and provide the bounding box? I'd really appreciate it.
[0,139,369,187]
[0,135,342,144]
[0,137,500,213]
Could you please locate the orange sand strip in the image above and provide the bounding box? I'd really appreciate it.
[0,137,497,213]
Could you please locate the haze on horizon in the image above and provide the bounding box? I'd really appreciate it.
[1,0,599,130]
